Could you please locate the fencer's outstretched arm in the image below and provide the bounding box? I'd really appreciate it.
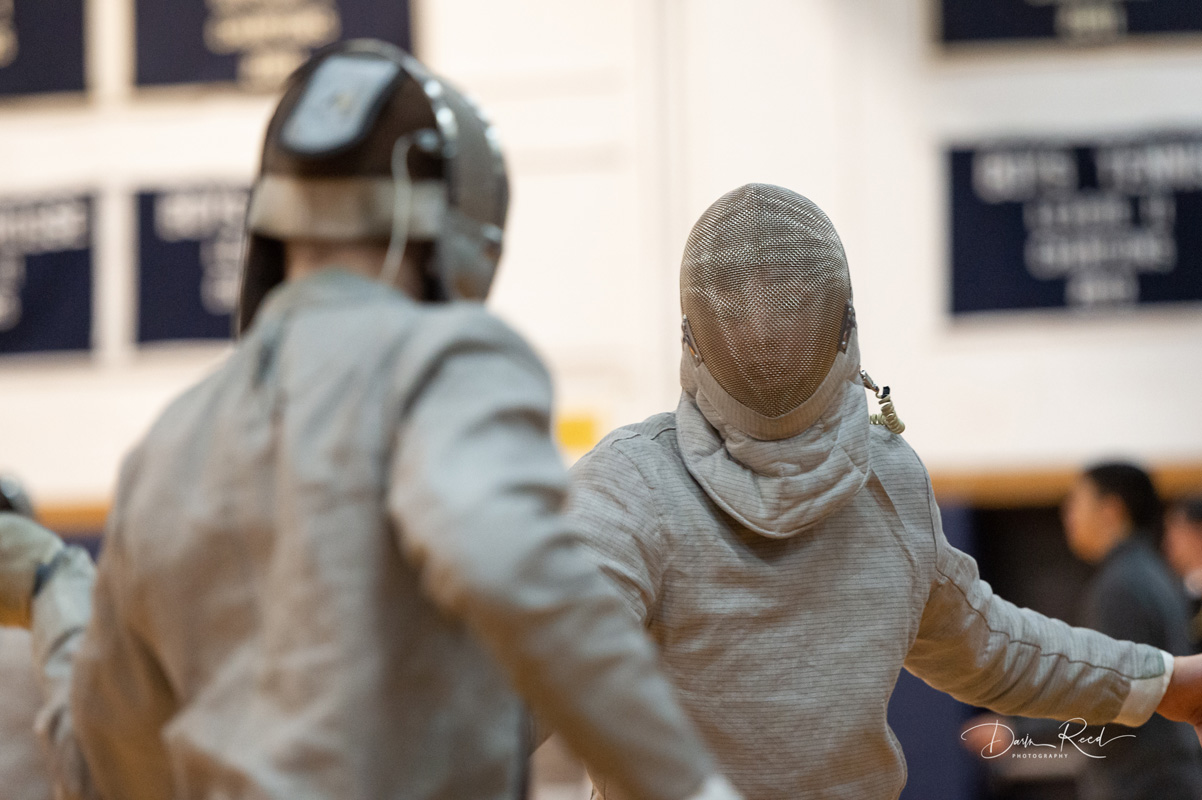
[389,309,736,800]
[1,465,178,800]
[0,513,101,800]
[904,479,1173,728]
[27,545,102,800]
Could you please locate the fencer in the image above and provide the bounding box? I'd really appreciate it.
[567,183,1202,799]
[0,476,53,800]
[0,41,739,800]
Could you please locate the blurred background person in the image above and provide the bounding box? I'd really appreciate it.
[964,463,1202,800]
[0,474,52,800]
[1163,494,1202,650]
[1058,462,1202,798]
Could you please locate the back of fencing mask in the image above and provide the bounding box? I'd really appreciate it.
[236,39,509,335]
[680,184,858,440]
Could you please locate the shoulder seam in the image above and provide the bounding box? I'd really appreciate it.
[607,436,669,606]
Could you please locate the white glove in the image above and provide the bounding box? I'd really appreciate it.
[0,512,64,628]
[685,776,743,800]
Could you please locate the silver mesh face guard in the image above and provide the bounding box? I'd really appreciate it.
[681,184,852,419]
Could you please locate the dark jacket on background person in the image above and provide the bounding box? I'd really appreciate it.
[1078,536,1202,800]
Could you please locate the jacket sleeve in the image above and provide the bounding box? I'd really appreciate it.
[388,311,719,800]
[565,441,667,627]
[32,451,177,800]
[29,546,98,800]
[903,479,1171,727]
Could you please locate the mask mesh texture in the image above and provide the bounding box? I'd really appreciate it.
[681,184,851,418]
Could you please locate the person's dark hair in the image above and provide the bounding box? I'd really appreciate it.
[1083,462,1162,543]
[1172,494,1202,526]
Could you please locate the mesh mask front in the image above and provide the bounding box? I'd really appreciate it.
[681,184,852,419]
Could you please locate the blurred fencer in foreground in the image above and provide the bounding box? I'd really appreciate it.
[566,183,1202,799]
[0,40,738,800]
[0,475,53,800]
[0,476,33,519]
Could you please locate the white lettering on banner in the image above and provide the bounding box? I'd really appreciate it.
[1022,193,1131,230]
[156,189,247,240]
[1026,229,1175,278]
[0,198,89,253]
[1023,0,1144,42]
[973,143,1185,309]
[204,0,341,90]
[973,149,1078,203]
[0,0,16,68]
[1097,141,1202,193]
[154,188,248,315]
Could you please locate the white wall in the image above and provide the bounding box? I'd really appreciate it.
[842,0,1202,470]
[1,0,1200,507]
[426,0,1202,476]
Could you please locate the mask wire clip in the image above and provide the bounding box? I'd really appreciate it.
[681,316,702,365]
[860,368,906,435]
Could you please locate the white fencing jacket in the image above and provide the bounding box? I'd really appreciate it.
[0,628,52,800]
[29,270,723,800]
[569,367,1170,800]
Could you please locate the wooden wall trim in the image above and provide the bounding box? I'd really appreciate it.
[930,462,1202,509]
[38,502,109,533]
[32,462,1202,529]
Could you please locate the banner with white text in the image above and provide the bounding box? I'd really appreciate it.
[136,0,412,91]
[0,0,86,97]
[949,134,1202,315]
[0,194,93,355]
[137,186,248,343]
[941,0,1202,46]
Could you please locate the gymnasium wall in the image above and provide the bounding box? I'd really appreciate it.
[1,0,1200,523]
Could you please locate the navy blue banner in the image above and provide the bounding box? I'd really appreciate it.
[950,135,1202,315]
[0,195,93,355]
[136,0,411,90]
[138,187,248,343]
[0,0,86,96]
[942,0,1202,45]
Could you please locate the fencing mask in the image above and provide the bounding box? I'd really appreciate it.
[236,39,509,335]
[680,184,860,441]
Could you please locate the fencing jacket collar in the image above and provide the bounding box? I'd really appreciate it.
[676,366,871,540]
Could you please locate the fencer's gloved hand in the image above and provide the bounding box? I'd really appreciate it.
[0,512,65,628]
